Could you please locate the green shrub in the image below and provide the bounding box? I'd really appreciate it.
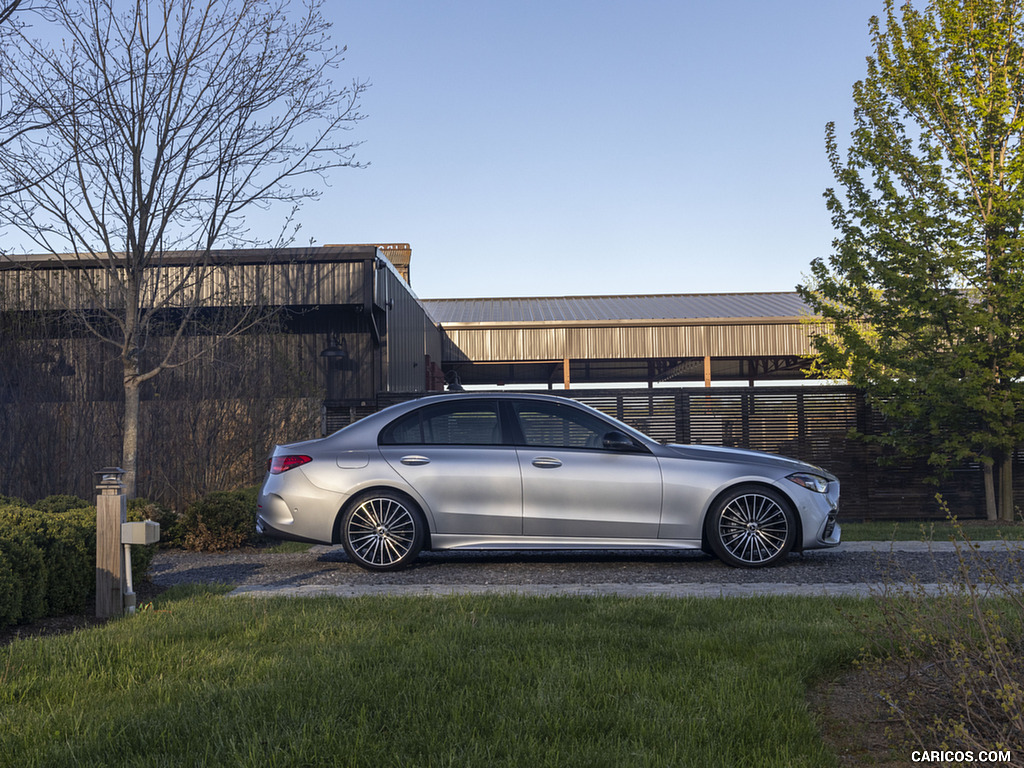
[0,495,168,628]
[32,494,91,514]
[0,494,28,508]
[0,505,95,616]
[40,508,95,615]
[0,526,47,624]
[0,548,21,627]
[182,489,258,551]
[129,497,181,547]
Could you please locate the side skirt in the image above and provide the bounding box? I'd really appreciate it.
[428,534,704,551]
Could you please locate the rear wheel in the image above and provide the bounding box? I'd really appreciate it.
[341,491,425,571]
[705,485,795,568]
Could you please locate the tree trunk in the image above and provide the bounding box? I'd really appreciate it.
[122,371,140,499]
[983,462,998,521]
[999,454,1015,523]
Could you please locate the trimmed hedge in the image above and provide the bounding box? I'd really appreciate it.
[0,522,48,624]
[0,505,97,616]
[0,549,18,627]
[0,495,162,629]
[0,487,263,628]
[31,494,92,514]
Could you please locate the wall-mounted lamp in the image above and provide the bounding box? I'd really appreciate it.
[321,335,349,361]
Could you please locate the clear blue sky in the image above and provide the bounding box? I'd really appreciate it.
[279,1,885,300]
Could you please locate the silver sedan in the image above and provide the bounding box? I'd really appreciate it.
[257,392,841,571]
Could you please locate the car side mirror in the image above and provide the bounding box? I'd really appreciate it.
[602,431,637,451]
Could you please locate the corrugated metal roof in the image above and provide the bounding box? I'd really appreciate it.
[422,292,812,325]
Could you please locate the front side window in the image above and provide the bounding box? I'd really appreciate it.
[512,401,615,449]
[379,400,502,446]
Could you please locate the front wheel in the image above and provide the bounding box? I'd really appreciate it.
[705,485,796,568]
[341,491,425,571]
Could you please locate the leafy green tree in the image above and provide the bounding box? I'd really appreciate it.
[799,0,1024,521]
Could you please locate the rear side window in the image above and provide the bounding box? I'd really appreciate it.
[379,400,502,446]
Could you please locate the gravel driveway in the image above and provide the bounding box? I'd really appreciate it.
[148,541,1023,598]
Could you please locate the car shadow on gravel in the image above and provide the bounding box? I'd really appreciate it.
[148,561,265,585]
[313,547,722,567]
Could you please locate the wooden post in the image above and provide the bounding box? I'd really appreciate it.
[95,467,127,619]
[563,357,571,390]
[703,355,712,388]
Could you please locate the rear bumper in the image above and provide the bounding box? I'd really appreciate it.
[255,514,324,545]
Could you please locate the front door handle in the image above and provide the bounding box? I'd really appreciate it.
[531,457,562,469]
[400,455,431,466]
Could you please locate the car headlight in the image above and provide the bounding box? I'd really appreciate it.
[786,472,830,494]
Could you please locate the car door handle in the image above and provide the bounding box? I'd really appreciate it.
[531,457,562,469]
[400,455,431,466]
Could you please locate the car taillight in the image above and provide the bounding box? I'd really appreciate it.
[268,455,312,474]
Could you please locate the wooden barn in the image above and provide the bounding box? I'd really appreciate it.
[0,244,443,503]
[0,243,445,406]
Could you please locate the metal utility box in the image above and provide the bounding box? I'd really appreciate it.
[121,520,160,545]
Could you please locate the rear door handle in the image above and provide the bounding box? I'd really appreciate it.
[400,455,431,466]
[531,457,562,469]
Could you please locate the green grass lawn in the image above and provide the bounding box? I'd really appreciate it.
[841,518,1024,541]
[0,586,871,768]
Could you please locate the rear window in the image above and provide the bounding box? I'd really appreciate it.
[379,400,502,446]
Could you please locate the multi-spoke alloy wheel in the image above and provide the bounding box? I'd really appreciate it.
[341,492,425,571]
[706,486,795,568]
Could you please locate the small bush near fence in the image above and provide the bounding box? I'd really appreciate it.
[129,497,180,548]
[0,495,162,630]
[181,487,259,552]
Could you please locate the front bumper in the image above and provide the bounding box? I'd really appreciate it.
[819,514,841,547]
[792,481,841,551]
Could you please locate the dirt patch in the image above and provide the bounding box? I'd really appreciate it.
[810,668,914,767]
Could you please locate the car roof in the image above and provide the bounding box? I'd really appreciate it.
[412,391,576,402]
[324,390,652,444]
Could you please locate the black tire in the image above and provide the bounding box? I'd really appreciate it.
[705,485,796,568]
[340,491,425,571]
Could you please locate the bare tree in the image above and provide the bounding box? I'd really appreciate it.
[0,1,21,26]
[0,2,50,153]
[0,0,366,495]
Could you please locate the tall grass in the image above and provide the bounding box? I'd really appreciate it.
[858,514,1024,756]
[0,587,869,767]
